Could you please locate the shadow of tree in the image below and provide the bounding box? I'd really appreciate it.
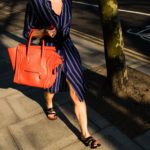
[0,1,149,148]
[84,67,150,138]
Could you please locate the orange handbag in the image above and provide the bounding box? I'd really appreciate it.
[8,29,63,88]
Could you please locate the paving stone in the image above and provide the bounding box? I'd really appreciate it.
[0,88,19,99]
[0,86,29,99]
[0,1,26,14]
[137,65,150,76]
[6,89,44,120]
[0,32,23,49]
[72,33,150,76]
[126,56,150,76]
[55,93,109,131]
[87,106,110,129]
[62,126,143,150]
[0,60,12,74]
[71,34,105,69]
[0,128,18,150]
[0,99,18,129]
[57,102,99,136]
[99,126,142,150]
[9,113,77,150]
[126,56,142,66]
[129,62,145,69]
[134,130,150,150]
[0,71,13,78]
[62,133,115,150]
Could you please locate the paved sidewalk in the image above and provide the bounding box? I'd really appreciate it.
[0,29,149,150]
[0,1,149,150]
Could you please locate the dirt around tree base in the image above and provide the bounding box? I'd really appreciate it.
[84,65,150,139]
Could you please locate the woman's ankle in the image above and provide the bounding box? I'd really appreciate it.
[81,131,91,139]
[46,103,53,108]
[44,92,54,108]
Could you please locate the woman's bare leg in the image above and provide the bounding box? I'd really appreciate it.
[66,79,101,148]
[66,79,90,138]
[44,91,55,108]
[44,91,57,120]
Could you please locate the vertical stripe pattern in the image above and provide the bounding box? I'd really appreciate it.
[23,0,86,101]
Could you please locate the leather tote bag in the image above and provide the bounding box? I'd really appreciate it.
[8,29,63,88]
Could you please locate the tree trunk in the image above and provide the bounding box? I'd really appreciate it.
[99,0,128,96]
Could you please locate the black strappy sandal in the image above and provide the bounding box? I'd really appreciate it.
[45,107,57,120]
[81,136,101,149]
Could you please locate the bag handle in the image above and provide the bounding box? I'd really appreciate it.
[28,29,46,48]
[27,29,46,58]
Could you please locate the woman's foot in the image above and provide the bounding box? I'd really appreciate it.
[81,135,101,149]
[45,107,57,120]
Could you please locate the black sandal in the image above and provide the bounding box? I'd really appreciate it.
[45,107,57,120]
[81,136,101,149]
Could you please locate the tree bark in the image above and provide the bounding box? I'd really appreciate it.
[99,0,128,96]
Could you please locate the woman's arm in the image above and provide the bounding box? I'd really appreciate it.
[23,1,58,39]
[23,3,36,39]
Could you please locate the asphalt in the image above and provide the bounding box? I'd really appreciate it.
[0,1,150,150]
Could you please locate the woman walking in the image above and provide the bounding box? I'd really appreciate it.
[23,0,101,148]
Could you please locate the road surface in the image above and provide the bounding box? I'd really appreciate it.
[72,0,150,57]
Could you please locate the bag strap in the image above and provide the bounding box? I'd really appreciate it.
[27,29,46,58]
[28,29,46,47]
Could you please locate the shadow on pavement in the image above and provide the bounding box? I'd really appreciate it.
[84,68,150,138]
[0,1,85,142]
[0,1,149,149]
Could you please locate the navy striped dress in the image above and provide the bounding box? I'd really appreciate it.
[23,0,86,101]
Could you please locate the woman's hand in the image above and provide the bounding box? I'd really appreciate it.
[30,27,57,38]
[45,27,57,38]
